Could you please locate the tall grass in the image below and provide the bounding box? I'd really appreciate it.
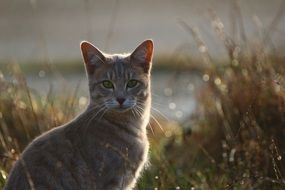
[1,1,285,190]
[138,3,285,189]
[0,49,285,190]
[0,63,82,188]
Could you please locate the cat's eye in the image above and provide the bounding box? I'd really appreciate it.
[127,80,138,88]
[102,80,114,89]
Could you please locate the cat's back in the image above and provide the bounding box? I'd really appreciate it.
[4,117,147,190]
[4,125,64,189]
[4,123,95,190]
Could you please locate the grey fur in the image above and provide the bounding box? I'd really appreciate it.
[4,40,154,190]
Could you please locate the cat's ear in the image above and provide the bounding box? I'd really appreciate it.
[130,40,154,74]
[80,41,105,75]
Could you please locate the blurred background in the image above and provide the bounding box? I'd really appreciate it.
[1,0,285,189]
[1,0,285,59]
[1,0,285,120]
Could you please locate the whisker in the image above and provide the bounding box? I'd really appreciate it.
[150,114,164,132]
[148,122,155,136]
[98,107,108,121]
[134,107,143,117]
[135,106,155,135]
[84,104,104,117]
[151,107,169,121]
[79,103,106,135]
[135,105,144,114]
[151,93,161,97]
[151,101,166,107]
[136,105,164,133]
[87,104,106,126]
[80,104,103,123]
[131,109,136,118]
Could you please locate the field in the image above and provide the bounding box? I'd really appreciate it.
[1,49,285,190]
[1,1,285,189]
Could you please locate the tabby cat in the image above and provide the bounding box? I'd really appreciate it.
[4,39,154,190]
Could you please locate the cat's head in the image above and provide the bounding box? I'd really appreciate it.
[80,40,153,114]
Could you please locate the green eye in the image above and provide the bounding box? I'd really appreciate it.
[127,80,138,88]
[102,80,114,89]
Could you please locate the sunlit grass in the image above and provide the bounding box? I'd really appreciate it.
[1,54,285,189]
[0,63,82,188]
[1,1,285,189]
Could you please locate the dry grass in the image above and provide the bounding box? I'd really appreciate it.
[0,53,285,190]
[0,63,80,188]
[1,1,285,189]
[139,3,285,189]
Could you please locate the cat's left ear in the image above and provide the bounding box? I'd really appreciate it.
[130,40,154,74]
[80,41,106,75]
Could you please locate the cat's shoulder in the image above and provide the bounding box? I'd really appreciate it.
[21,124,70,156]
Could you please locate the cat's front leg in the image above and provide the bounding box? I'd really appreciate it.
[103,176,125,190]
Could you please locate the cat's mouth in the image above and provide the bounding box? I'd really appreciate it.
[112,105,134,113]
[113,108,129,112]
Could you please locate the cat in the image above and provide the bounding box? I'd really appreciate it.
[4,39,154,190]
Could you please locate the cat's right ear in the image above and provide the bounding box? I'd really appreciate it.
[80,41,105,75]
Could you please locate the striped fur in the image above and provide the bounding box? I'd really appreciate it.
[4,40,154,190]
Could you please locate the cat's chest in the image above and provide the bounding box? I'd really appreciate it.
[102,124,148,164]
[104,138,148,188]
[106,135,148,165]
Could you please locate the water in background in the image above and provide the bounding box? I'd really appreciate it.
[26,71,201,121]
[1,0,285,122]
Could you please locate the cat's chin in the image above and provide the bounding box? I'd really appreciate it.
[112,107,132,113]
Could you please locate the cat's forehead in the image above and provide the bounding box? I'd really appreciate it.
[105,53,130,64]
[93,53,145,80]
[105,54,132,75]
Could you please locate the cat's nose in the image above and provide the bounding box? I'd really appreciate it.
[116,98,126,105]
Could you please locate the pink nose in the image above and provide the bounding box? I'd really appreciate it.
[116,98,126,105]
